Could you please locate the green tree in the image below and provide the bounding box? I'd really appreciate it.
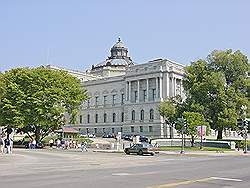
[183,49,249,139]
[159,97,181,138]
[183,112,208,147]
[0,67,88,141]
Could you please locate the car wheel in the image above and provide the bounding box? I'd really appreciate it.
[125,150,130,155]
[138,150,143,155]
[150,153,154,156]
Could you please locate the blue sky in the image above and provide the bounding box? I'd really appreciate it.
[1,0,249,72]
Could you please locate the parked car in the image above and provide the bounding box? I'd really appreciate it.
[124,143,159,156]
[14,140,44,149]
[139,136,149,143]
[102,133,115,138]
[121,134,132,141]
[87,134,96,138]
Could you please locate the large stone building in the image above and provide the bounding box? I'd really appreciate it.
[50,38,185,138]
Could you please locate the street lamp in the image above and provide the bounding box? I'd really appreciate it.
[177,117,187,154]
[240,105,248,154]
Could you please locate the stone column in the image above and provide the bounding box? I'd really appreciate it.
[155,77,158,99]
[126,81,128,101]
[128,81,131,102]
[137,80,140,103]
[159,77,163,99]
[173,77,176,96]
[146,78,149,102]
[166,73,169,97]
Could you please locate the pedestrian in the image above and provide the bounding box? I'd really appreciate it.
[56,139,61,149]
[49,139,54,148]
[4,137,11,154]
[0,136,4,154]
[32,139,36,149]
[81,141,88,152]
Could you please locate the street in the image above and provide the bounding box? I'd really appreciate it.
[0,149,250,188]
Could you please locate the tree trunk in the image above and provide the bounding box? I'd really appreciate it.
[170,124,173,139]
[217,129,223,140]
[191,135,195,147]
[165,120,168,138]
[35,126,41,142]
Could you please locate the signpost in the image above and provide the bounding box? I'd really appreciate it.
[197,125,206,149]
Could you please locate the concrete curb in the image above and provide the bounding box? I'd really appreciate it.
[159,150,250,156]
[93,150,124,153]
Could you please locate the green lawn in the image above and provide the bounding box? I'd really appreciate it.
[159,146,233,152]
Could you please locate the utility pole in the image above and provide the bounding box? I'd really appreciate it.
[200,125,203,150]
[178,117,187,154]
[243,121,248,154]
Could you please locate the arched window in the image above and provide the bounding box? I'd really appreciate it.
[95,114,98,123]
[150,109,154,120]
[87,114,90,123]
[104,113,107,123]
[113,113,116,122]
[132,110,135,121]
[121,112,124,122]
[140,110,144,121]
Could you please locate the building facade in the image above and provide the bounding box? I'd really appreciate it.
[78,39,185,137]
[51,38,185,138]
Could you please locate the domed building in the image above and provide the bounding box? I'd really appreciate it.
[49,38,186,138]
[90,38,134,77]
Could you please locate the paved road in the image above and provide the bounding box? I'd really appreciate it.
[0,149,250,188]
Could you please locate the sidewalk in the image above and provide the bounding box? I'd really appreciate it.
[160,150,250,156]
[93,149,250,156]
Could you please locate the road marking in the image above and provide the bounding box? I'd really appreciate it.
[112,173,131,176]
[147,177,213,188]
[112,171,158,176]
[210,177,243,182]
[147,176,243,188]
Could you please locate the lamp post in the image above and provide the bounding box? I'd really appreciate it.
[240,105,248,154]
[178,117,187,154]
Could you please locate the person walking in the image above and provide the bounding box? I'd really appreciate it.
[4,137,11,154]
[49,139,54,148]
[32,139,36,149]
[0,136,4,154]
[81,141,88,152]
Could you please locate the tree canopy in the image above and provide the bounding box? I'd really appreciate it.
[183,49,249,139]
[0,67,88,141]
[159,96,181,138]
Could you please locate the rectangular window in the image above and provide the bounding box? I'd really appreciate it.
[134,91,138,102]
[121,94,125,104]
[143,90,147,102]
[95,96,99,106]
[87,99,90,108]
[121,112,124,122]
[87,114,90,123]
[121,127,123,133]
[152,89,156,101]
[95,114,98,123]
[112,128,115,133]
[112,95,116,105]
[79,115,83,124]
[149,126,153,132]
[103,96,107,106]
[103,128,105,133]
[94,128,97,134]
[131,126,135,133]
[140,126,143,132]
